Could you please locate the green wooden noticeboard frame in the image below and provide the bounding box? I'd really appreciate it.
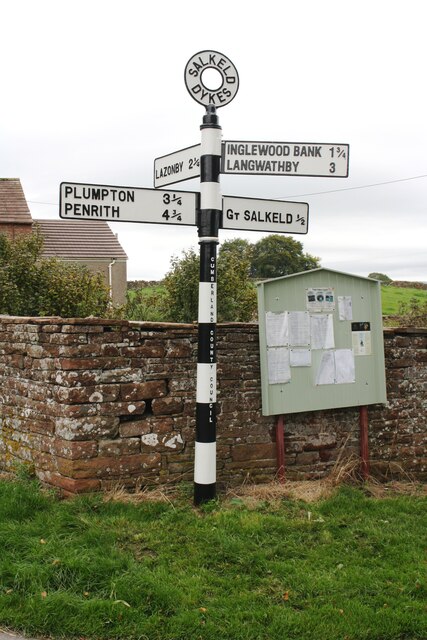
[257,268,387,416]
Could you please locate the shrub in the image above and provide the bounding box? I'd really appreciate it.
[0,231,110,317]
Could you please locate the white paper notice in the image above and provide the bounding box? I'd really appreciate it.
[267,348,291,384]
[288,311,310,346]
[310,314,335,349]
[266,311,288,347]
[315,351,336,385]
[315,349,355,385]
[290,348,312,367]
[338,296,353,321]
[335,349,355,383]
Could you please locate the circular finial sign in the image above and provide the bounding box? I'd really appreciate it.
[184,50,239,108]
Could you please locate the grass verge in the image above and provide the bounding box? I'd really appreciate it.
[0,476,425,640]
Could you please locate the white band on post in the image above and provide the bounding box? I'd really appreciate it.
[194,441,217,484]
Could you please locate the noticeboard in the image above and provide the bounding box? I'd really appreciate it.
[257,268,387,416]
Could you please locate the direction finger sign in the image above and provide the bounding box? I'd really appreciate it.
[60,182,199,226]
[222,196,309,234]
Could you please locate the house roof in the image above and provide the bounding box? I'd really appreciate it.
[34,219,128,260]
[0,178,32,225]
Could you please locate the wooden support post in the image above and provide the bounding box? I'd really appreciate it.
[276,415,285,482]
[359,405,370,480]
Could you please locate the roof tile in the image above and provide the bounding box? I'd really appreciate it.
[0,178,32,224]
[34,219,128,259]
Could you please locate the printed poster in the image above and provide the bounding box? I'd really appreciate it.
[306,287,335,312]
[352,322,372,356]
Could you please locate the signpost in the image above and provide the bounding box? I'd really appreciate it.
[60,182,198,227]
[154,144,201,188]
[59,49,350,506]
[222,141,349,178]
[222,196,308,234]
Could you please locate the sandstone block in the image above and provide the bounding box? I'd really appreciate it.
[232,442,276,462]
[100,401,146,417]
[42,437,99,460]
[55,416,119,441]
[98,438,141,456]
[166,340,193,358]
[152,397,183,416]
[57,453,162,479]
[303,433,337,451]
[119,419,153,438]
[121,380,167,401]
[37,470,101,493]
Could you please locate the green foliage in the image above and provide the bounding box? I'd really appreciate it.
[161,241,257,323]
[162,248,200,323]
[368,272,392,284]
[125,286,169,322]
[218,237,252,262]
[0,480,425,640]
[217,239,257,322]
[0,231,110,317]
[250,235,320,279]
[395,296,427,327]
[158,236,318,323]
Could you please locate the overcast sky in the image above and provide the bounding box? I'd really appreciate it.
[1,0,426,282]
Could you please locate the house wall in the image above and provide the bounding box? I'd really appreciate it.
[0,316,425,495]
[0,224,32,240]
[62,259,127,306]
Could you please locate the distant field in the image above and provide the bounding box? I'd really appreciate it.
[127,284,427,319]
[381,285,427,316]
[127,285,164,300]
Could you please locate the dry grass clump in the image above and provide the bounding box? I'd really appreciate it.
[362,479,427,498]
[227,456,361,506]
[101,458,425,507]
[227,457,426,507]
[102,479,181,506]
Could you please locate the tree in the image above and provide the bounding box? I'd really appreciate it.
[217,239,257,322]
[162,249,200,323]
[218,237,253,262]
[160,235,321,323]
[250,235,320,279]
[368,272,392,284]
[162,241,257,323]
[0,231,110,317]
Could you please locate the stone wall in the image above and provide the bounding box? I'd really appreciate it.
[0,316,425,494]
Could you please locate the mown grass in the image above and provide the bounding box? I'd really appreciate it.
[381,286,427,316]
[0,477,426,639]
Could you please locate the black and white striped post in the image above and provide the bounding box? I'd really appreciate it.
[194,105,222,504]
[184,50,239,505]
